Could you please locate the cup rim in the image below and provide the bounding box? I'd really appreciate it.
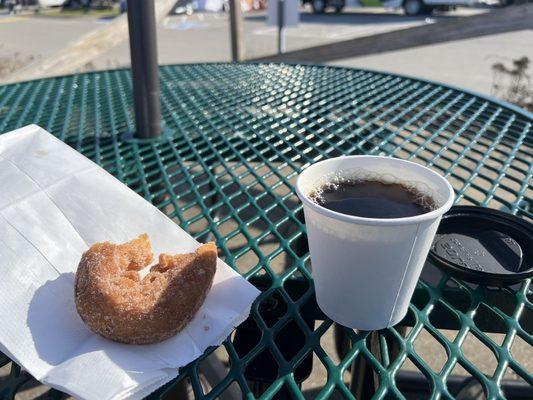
[296,155,455,226]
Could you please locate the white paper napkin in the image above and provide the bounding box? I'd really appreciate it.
[0,125,260,400]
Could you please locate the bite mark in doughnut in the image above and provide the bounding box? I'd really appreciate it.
[74,234,217,344]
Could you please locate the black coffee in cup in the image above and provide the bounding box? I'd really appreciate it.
[310,180,436,219]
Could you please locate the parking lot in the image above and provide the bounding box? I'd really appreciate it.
[3,6,529,97]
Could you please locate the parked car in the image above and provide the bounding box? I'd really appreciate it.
[303,0,496,16]
[304,0,345,13]
[384,0,481,15]
[38,0,67,6]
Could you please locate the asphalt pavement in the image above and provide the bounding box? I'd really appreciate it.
[2,6,525,97]
[88,7,486,68]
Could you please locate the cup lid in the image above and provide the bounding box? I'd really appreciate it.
[428,206,533,286]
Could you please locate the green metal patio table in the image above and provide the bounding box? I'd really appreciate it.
[0,63,531,399]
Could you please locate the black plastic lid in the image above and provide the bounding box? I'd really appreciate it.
[428,206,533,286]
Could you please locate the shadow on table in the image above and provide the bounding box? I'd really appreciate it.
[27,273,87,367]
[302,387,346,399]
[28,271,254,373]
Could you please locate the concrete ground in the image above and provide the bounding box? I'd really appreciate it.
[0,12,104,75]
[90,8,483,66]
[4,7,522,96]
[333,28,533,98]
[1,7,529,96]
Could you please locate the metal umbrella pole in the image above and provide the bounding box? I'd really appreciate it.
[126,0,162,139]
[229,0,245,61]
[277,0,285,54]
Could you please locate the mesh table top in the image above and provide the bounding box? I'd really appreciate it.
[0,63,531,399]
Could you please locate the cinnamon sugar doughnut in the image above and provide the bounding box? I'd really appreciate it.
[74,234,217,344]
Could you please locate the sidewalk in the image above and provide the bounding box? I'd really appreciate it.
[332,28,533,97]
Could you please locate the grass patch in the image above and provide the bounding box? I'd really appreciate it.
[360,0,384,6]
[37,7,120,19]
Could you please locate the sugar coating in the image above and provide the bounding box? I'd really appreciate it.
[74,234,217,344]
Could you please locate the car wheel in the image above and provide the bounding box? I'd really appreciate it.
[312,0,326,13]
[403,0,423,15]
[334,0,345,13]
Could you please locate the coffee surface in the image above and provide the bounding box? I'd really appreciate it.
[311,180,435,219]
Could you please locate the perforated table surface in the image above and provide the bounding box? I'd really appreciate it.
[0,63,531,400]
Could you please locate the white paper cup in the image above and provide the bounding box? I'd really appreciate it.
[296,156,454,330]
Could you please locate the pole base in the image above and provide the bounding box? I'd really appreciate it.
[120,127,174,144]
